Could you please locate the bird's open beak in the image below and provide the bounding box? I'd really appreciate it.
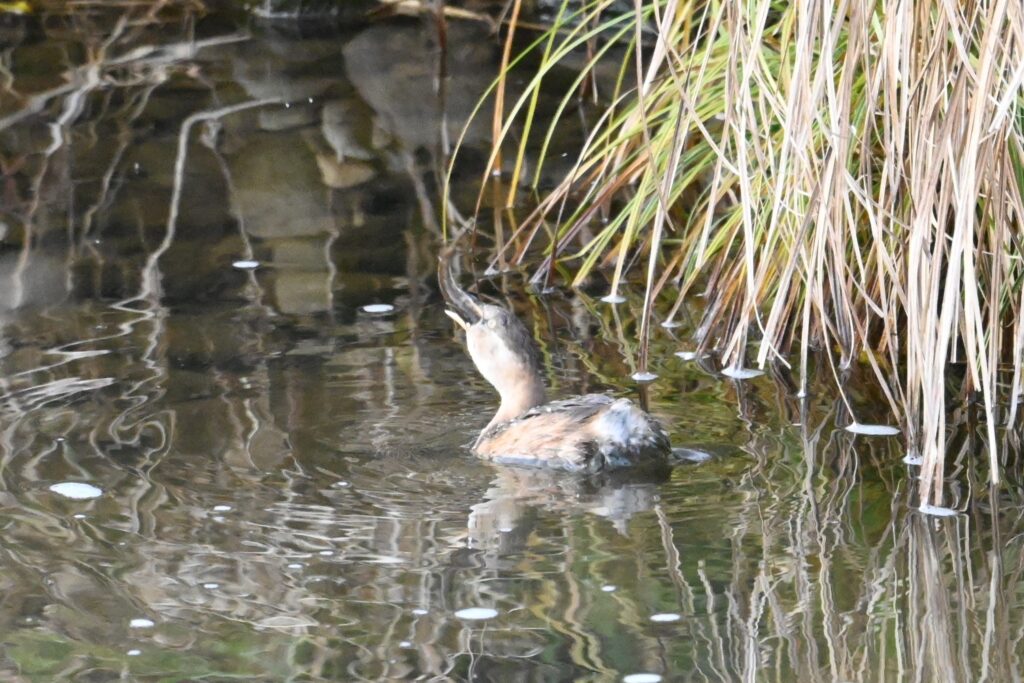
[438,245,483,329]
[444,309,470,330]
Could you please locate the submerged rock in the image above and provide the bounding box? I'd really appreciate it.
[227,133,334,239]
[258,102,320,131]
[314,154,376,189]
[321,99,378,162]
[343,22,497,153]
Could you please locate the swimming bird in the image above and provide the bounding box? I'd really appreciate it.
[438,248,671,473]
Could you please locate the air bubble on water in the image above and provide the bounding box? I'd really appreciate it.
[919,505,960,517]
[454,607,498,620]
[49,482,103,500]
[650,613,681,623]
[845,423,900,436]
[721,367,764,380]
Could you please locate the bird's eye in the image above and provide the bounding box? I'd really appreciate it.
[487,318,498,329]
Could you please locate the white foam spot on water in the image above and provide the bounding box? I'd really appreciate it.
[919,504,960,517]
[601,293,626,304]
[623,675,662,683]
[129,618,155,629]
[319,550,334,556]
[672,448,712,463]
[212,505,232,512]
[287,563,304,570]
[72,513,87,519]
[257,614,317,629]
[49,482,103,500]
[650,613,681,623]
[232,260,260,270]
[333,481,351,488]
[126,649,141,657]
[721,367,764,379]
[362,304,394,314]
[454,607,498,620]
[674,350,697,360]
[632,372,658,382]
[202,583,219,589]
[411,608,428,616]
[903,453,924,466]
[399,640,413,648]
[601,585,617,593]
[845,423,901,436]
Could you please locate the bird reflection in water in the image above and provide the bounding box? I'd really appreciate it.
[466,466,667,551]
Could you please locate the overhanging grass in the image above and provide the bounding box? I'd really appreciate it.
[447,0,1024,508]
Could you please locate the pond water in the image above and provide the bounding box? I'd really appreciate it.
[1,4,1023,681]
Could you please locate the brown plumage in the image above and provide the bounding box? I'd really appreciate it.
[439,247,671,473]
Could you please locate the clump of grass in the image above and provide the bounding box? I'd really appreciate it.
[448,0,1024,508]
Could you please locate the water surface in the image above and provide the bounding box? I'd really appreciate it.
[1,4,1022,681]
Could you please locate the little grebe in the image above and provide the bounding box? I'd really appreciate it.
[439,249,671,472]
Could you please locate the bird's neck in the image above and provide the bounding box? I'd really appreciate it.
[486,376,547,431]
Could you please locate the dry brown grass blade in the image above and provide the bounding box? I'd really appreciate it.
[453,0,1024,508]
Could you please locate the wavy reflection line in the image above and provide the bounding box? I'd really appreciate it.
[95,97,279,480]
[0,376,116,416]
[133,97,281,304]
